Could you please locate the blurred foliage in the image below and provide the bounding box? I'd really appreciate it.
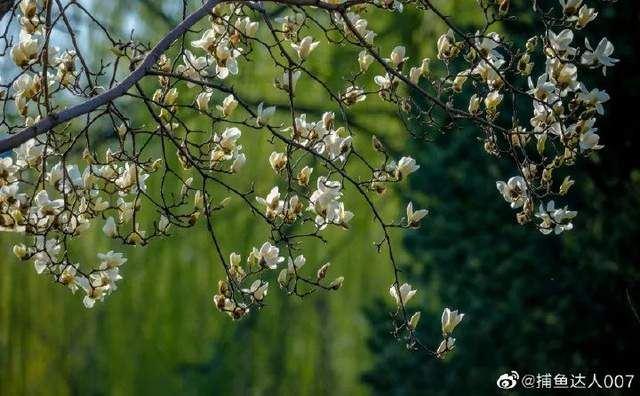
[363,1,640,395]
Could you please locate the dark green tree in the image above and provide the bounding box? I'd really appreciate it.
[364,2,640,394]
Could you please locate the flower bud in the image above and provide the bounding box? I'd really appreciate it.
[13,244,28,259]
[329,276,344,290]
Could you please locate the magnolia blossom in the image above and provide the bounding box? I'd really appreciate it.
[436,337,456,358]
[195,90,213,111]
[33,190,64,217]
[576,5,597,29]
[256,103,276,126]
[385,45,408,67]
[297,166,313,186]
[441,308,465,335]
[242,280,269,302]
[98,251,127,269]
[252,242,284,269]
[437,29,459,60]
[535,201,578,235]
[11,31,39,67]
[389,282,417,306]
[274,70,301,92]
[408,312,421,330]
[581,37,618,75]
[287,254,305,273]
[291,36,319,60]
[234,17,259,38]
[496,176,528,209]
[341,85,366,105]
[256,186,283,219]
[395,157,419,180]
[358,50,374,71]
[484,90,503,113]
[309,177,353,230]
[406,202,428,228]
[269,152,288,172]
[559,0,583,15]
[547,29,576,59]
[217,94,238,117]
[103,216,117,237]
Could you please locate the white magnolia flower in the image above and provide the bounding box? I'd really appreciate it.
[242,280,269,301]
[256,186,283,219]
[33,237,61,274]
[358,50,374,71]
[468,94,482,114]
[274,70,301,92]
[14,138,45,167]
[576,5,597,29]
[297,166,313,186]
[437,29,459,60]
[191,29,218,53]
[196,90,213,111]
[98,251,127,269]
[214,39,241,79]
[329,276,345,290]
[176,50,208,86]
[385,45,408,67]
[103,216,117,237]
[436,337,456,358]
[256,102,276,126]
[406,202,428,228]
[115,163,149,194]
[216,94,238,117]
[484,90,503,113]
[409,66,422,84]
[496,176,528,209]
[255,242,284,269]
[235,17,259,38]
[389,282,417,305]
[535,200,578,235]
[581,37,618,75]
[547,29,576,59]
[309,177,341,206]
[441,308,465,335]
[395,156,419,180]
[269,151,288,172]
[321,129,352,162]
[218,127,242,152]
[230,153,246,173]
[577,86,609,115]
[341,85,366,105]
[34,190,64,217]
[291,36,319,60]
[474,31,502,61]
[59,264,82,293]
[559,0,582,15]
[11,31,39,67]
[579,129,603,152]
[0,157,18,184]
[374,73,394,90]
[13,244,28,259]
[408,311,421,329]
[287,254,306,273]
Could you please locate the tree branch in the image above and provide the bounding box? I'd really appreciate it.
[0,0,220,153]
